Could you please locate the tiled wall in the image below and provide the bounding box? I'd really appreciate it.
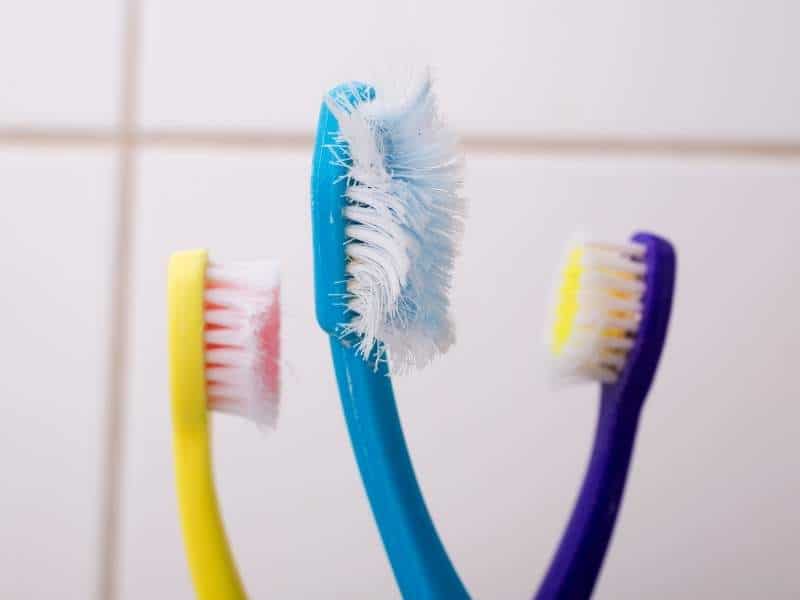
[1,2,798,599]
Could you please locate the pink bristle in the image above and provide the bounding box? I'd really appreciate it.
[203,260,280,427]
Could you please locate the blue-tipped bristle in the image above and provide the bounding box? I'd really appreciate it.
[325,74,465,373]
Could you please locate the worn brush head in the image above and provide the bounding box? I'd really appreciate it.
[204,260,280,426]
[548,235,647,383]
[322,74,466,373]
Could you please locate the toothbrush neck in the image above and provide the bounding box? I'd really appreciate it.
[535,386,643,600]
[329,337,469,599]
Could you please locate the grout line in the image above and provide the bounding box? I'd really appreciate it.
[2,127,800,158]
[139,130,800,158]
[97,0,139,599]
[139,129,311,150]
[462,135,800,158]
[0,128,117,147]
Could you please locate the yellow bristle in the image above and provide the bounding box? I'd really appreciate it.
[551,246,584,356]
[547,236,646,383]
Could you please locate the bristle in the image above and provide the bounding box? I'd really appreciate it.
[547,235,646,383]
[203,260,280,426]
[326,72,465,373]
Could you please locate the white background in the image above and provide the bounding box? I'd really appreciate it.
[0,1,798,599]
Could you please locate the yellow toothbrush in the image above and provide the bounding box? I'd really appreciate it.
[168,249,280,600]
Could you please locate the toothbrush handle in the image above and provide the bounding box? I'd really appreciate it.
[535,390,642,600]
[329,337,469,600]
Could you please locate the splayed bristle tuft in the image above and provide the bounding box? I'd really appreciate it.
[548,235,646,383]
[203,260,280,426]
[326,73,465,373]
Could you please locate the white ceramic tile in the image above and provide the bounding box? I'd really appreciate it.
[139,0,800,139]
[121,149,799,599]
[0,0,122,127]
[0,149,115,597]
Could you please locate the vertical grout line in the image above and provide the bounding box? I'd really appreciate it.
[97,0,140,598]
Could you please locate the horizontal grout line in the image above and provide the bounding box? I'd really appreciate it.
[465,135,800,158]
[2,127,800,158]
[140,130,312,150]
[0,128,117,147]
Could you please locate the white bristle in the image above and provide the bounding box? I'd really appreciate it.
[326,72,465,373]
[548,235,647,384]
[204,260,280,427]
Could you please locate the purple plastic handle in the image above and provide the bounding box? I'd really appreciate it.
[535,232,676,600]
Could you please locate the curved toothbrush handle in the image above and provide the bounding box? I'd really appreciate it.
[535,392,642,600]
[172,423,246,600]
[329,337,469,600]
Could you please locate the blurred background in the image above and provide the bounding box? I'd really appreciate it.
[1,1,799,598]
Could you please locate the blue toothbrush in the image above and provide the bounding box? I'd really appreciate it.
[311,80,469,599]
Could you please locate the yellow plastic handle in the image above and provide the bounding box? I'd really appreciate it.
[168,249,246,600]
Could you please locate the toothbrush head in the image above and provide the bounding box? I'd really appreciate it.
[311,75,465,373]
[547,232,676,389]
[168,249,280,429]
[204,259,281,426]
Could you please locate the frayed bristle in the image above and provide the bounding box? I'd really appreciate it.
[326,72,465,373]
[547,235,646,383]
[204,260,280,426]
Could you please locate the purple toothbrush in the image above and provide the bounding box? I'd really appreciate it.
[537,232,676,600]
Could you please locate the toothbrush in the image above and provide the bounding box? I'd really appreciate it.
[537,232,676,599]
[168,249,280,600]
[311,77,469,599]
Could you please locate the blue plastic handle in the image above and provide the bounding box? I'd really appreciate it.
[536,232,676,600]
[311,83,469,599]
[330,340,468,598]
